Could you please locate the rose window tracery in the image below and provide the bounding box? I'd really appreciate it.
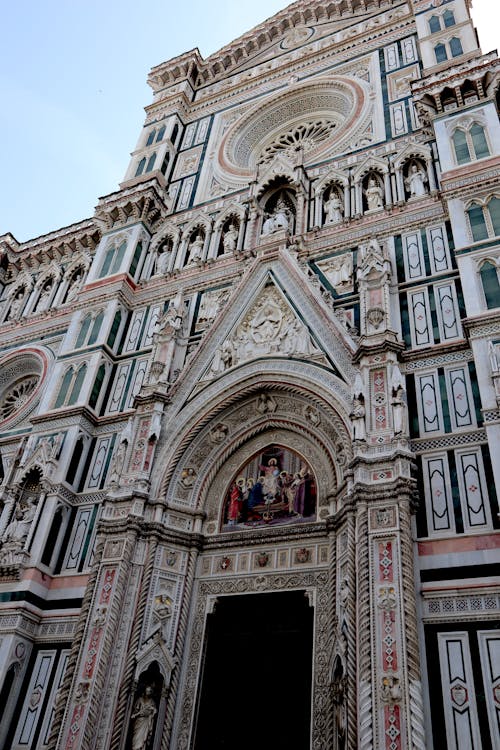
[0,377,38,420]
[259,119,338,164]
[0,349,48,428]
[218,78,367,178]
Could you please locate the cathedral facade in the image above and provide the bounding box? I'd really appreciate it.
[0,1,499,748]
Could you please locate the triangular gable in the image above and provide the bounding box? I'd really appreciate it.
[167,249,357,408]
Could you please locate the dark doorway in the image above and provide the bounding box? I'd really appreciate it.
[193,590,314,750]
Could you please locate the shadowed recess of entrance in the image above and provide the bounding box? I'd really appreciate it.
[193,591,314,750]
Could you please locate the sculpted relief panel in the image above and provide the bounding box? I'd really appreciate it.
[204,284,323,381]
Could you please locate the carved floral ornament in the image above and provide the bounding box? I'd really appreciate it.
[217,77,367,179]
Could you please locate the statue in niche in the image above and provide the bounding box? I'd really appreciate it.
[324,190,344,224]
[35,279,53,313]
[155,247,171,275]
[222,223,239,254]
[391,365,407,435]
[262,198,291,235]
[351,394,366,441]
[6,288,26,321]
[66,270,83,303]
[187,233,204,264]
[365,177,384,211]
[0,498,38,559]
[130,686,157,750]
[391,384,406,435]
[405,162,428,198]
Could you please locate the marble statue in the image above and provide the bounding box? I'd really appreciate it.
[155,248,171,275]
[6,288,26,321]
[365,178,384,211]
[130,686,157,750]
[324,192,343,224]
[262,199,291,235]
[187,234,204,264]
[351,395,366,441]
[66,271,83,302]
[0,499,38,559]
[391,384,406,435]
[405,163,428,197]
[222,223,238,253]
[36,280,53,313]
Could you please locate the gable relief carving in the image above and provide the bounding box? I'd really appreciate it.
[203,285,324,381]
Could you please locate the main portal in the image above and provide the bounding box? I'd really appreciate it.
[193,590,314,750]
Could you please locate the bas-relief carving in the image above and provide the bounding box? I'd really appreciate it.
[316,254,354,294]
[195,288,230,332]
[204,285,323,381]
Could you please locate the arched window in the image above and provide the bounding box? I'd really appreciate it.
[135,157,146,177]
[429,15,441,33]
[55,368,74,408]
[75,314,92,348]
[146,154,156,173]
[488,197,500,236]
[160,153,170,175]
[156,125,166,142]
[467,204,488,242]
[107,310,122,348]
[435,43,448,63]
[453,129,470,165]
[480,261,500,309]
[470,124,490,159]
[111,241,127,275]
[89,364,106,410]
[68,364,87,405]
[146,129,156,146]
[129,242,143,278]
[443,9,456,28]
[450,37,463,57]
[171,123,179,144]
[88,311,104,346]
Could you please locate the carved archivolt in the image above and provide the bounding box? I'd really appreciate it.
[160,388,350,532]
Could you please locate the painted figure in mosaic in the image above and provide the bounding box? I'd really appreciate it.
[293,466,313,517]
[130,686,157,750]
[227,481,243,525]
[324,191,343,224]
[365,177,384,211]
[405,162,428,197]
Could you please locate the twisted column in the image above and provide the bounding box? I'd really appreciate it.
[356,503,373,750]
[160,546,199,750]
[109,537,158,750]
[399,502,426,750]
[346,512,358,750]
[46,538,105,750]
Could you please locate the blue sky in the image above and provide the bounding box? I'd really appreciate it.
[0,0,497,242]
